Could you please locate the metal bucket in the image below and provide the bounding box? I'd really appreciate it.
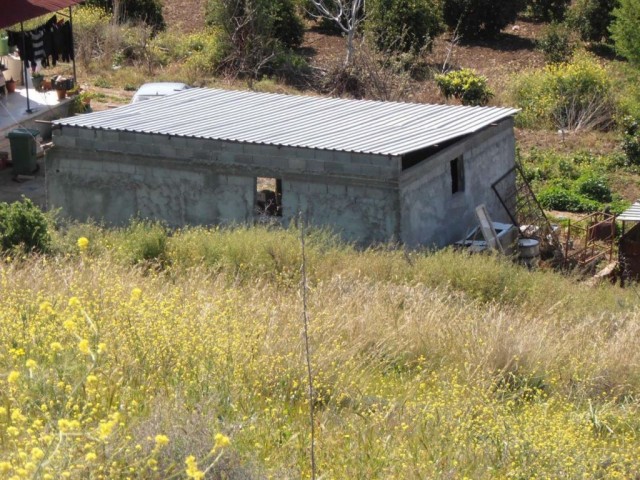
[518,238,540,268]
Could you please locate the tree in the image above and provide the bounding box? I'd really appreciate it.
[567,0,619,42]
[85,0,165,30]
[308,0,365,66]
[527,0,572,21]
[442,0,526,39]
[206,0,304,77]
[367,0,443,54]
[610,0,640,64]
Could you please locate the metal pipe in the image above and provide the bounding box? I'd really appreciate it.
[19,21,32,113]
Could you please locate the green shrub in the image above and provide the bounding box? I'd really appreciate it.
[511,53,615,131]
[610,0,640,65]
[621,116,640,165]
[538,23,575,63]
[0,198,51,253]
[367,0,443,53]
[568,0,618,42]
[115,220,168,265]
[537,185,600,212]
[442,0,526,39]
[575,173,613,202]
[435,68,493,106]
[527,0,572,21]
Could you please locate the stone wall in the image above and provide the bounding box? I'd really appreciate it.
[399,119,516,248]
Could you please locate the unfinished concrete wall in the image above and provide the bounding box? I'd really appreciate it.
[46,127,400,242]
[400,119,516,248]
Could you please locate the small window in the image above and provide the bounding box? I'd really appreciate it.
[256,177,282,217]
[450,156,464,194]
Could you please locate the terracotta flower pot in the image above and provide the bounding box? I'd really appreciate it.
[6,79,16,93]
[56,89,67,100]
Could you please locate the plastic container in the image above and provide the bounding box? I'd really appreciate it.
[7,128,40,175]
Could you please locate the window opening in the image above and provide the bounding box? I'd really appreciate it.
[450,156,464,194]
[256,177,282,217]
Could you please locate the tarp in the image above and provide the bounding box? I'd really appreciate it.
[0,0,83,29]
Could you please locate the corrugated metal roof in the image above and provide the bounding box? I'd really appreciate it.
[618,201,640,222]
[54,88,519,156]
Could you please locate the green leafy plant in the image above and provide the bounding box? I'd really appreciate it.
[435,68,493,106]
[575,172,613,202]
[610,0,640,65]
[367,0,443,53]
[567,0,618,42]
[0,198,51,253]
[621,116,640,165]
[538,23,575,63]
[537,184,600,212]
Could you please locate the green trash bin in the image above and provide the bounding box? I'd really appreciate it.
[7,128,39,175]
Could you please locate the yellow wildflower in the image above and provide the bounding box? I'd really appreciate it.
[39,301,54,314]
[0,462,11,474]
[31,448,45,461]
[50,342,63,352]
[85,452,97,462]
[155,434,170,447]
[25,359,37,369]
[97,342,107,354]
[68,296,81,307]
[213,432,231,450]
[78,339,91,355]
[131,288,143,301]
[7,371,20,383]
[77,237,89,250]
[185,455,204,480]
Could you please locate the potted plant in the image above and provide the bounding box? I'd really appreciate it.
[31,72,44,91]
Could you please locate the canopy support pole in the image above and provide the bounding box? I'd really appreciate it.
[19,21,33,114]
[69,6,77,85]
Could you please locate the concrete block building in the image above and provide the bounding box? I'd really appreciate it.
[47,88,518,247]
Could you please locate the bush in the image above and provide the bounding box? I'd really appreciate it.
[537,23,575,63]
[621,116,640,165]
[576,173,613,202]
[206,0,304,77]
[567,0,618,42]
[610,0,640,65]
[0,198,51,253]
[435,68,493,106]
[367,0,443,53]
[527,0,572,21]
[72,5,112,69]
[85,0,165,30]
[442,0,526,39]
[511,53,615,131]
[537,185,600,212]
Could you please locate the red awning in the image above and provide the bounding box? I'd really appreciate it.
[0,0,84,29]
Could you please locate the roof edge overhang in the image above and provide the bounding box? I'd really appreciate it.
[1,0,84,29]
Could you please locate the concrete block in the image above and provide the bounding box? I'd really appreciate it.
[76,128,96,140]
[327,183,347,196]
[101,130,120,142]
[288,158,306,171]
[59,127,79,137]
[52,136,76,149]
[76,138,97,150]
[306,182,328,194]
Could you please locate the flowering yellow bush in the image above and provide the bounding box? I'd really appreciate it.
[1,225,640,478]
